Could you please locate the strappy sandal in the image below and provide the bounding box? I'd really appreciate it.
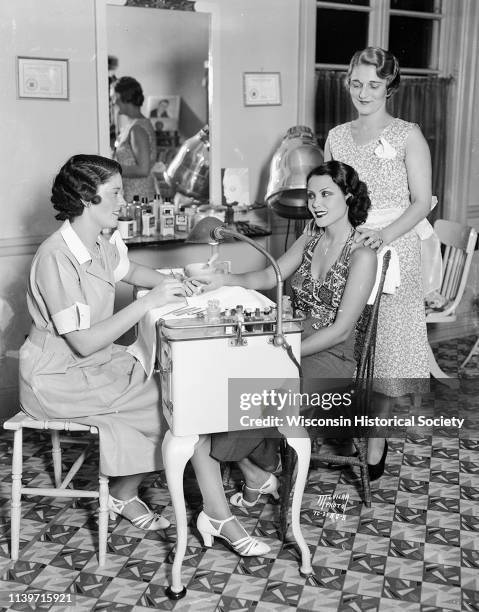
[197,511,270,556]
[229,473,279,508]
[108,494,170,530]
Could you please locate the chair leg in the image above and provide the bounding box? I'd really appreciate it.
[354,439,371,508]
[280,442,295,541]
[221,462,232,488]
[97,473,109,567]
[428,344,460,389]
[460,336,479,369]
[11,428,23,561]
[51,431,62,487]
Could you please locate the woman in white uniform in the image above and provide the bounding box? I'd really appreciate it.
[19,154,191,530]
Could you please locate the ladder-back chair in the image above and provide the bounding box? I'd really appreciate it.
[279,251,391,538]
[426,219,478,382]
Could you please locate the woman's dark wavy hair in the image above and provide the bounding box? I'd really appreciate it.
[114,76,144,107]
[306,160,371,228]
[346,47,400,97]
[51,154,122,221]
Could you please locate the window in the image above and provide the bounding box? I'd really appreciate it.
[315,0,444,74]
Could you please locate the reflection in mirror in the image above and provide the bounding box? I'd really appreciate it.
[106,4,210,202]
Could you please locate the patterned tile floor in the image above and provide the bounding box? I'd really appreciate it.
[0,336,478,611]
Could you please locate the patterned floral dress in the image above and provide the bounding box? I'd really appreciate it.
[328,118,429,396]
[291,229,358,381]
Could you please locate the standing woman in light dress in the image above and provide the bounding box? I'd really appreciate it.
[324,47,433,477]
[113,76,157,201]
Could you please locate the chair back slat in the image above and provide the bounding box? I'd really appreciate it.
[450,250,466,298]
[356,251,391,382]
[442,247,464,300]
[435,219,475,250]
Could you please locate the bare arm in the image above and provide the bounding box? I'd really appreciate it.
[120,125,153,178]
[357,125,432,248]
[300,246,377,357]
[323,137,332,162]
[202,233,310,291]
[63,276,187,358]
[122,260,171,288]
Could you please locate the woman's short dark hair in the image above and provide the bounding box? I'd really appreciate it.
[346,47,400,97]
[114,76,144,107]
[306,161,371,227]
[51,154,122,221]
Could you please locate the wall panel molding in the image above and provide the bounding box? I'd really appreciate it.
[0,235,48,258]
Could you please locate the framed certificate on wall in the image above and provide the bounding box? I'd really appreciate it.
[17,57,69,100]
[243,72,281,107]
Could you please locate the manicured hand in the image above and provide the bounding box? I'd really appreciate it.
[355,227,386,251]
[183,278,206,296]
[188,273,228,293]
[145,277,187,308]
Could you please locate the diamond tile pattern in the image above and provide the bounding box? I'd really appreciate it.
[0,336,478,610]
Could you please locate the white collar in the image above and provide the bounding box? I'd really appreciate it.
[60,220,92,265]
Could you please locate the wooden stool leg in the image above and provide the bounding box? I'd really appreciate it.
[51,431,62,487]
[11,428,23,561]
[98,473,109,567]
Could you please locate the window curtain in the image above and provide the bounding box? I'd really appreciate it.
[314,70,453,217]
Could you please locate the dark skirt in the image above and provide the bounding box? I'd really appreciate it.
[210,317,356,470]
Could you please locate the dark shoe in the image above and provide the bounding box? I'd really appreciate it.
[368,440,388,482]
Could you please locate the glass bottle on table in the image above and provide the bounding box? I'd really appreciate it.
[205,298,222,336]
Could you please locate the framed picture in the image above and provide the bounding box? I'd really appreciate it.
[17,57,69,100]
[243,72,281,106]
[147,95,180,133]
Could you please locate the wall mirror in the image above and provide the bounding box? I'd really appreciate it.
[100,0,213,200]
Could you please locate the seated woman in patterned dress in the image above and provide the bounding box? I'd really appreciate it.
[199,161,378,508]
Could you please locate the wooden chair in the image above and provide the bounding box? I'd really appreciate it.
[3,413,109,566]
[279,251,391,538]
[426,219,478,382]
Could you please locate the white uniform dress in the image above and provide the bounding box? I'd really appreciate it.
[19,221,164,476]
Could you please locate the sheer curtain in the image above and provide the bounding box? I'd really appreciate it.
[314,70,453,216]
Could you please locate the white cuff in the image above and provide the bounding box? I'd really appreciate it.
[52,302,91,334]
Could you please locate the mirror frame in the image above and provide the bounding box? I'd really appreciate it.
[95,0,220,203]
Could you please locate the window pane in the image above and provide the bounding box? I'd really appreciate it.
[316,9,368,64]
[318,0,369,5]
[389,16,435,69]
[391,0,437,11]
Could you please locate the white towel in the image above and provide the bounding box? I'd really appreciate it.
[367,247,401,305]
[128,286,274,377]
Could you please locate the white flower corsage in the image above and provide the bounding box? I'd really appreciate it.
[374,137,397,160]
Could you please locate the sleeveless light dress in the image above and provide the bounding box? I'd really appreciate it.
[328,118,429,396]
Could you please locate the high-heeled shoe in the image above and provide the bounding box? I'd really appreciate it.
[196,511,270,556]
[230,473,279,508]
[108,494,170,530]
[368,440,388,482]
